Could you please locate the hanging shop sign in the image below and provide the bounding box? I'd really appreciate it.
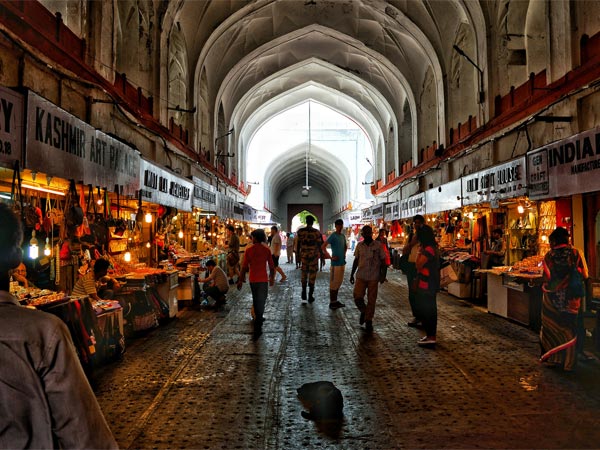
[527,127,600,200]
[371,204,384,220]
[252,210,272,224]
[191,176,217,212]
[242,203,255,222]
[25,91,140,193]
[399,192,425,219]
[425,179,462,214]
[384,202,400,221]
[0,86,24,167]
[139,158,192,211]
[361,206,372,221]
[345,211,363,225]
[461,156,527,206]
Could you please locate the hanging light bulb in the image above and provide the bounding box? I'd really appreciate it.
[44,237,51,256]
[193,234,198,241]
[517,204,525,214]
[124,251,131,262]
[178,230,184,239]
[29,231,39,259]
[145,212,152,223]
[146,241,151,248]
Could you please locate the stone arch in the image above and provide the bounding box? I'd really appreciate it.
[287,204,324,233]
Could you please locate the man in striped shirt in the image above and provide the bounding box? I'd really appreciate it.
[71,258,111,301]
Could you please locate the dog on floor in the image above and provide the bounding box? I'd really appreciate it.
[297,381,344,421]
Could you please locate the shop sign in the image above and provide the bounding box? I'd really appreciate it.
[383,202,400,221]
[0,86,24,167]
[242,203,255,222]
[361,207,372,221]
[461,157,526,206]
[191,176,216,211]
[346,211,362,225]
[371,204,384,220]
[527,127,600,200]
[25,91,140,193]
[233,203,244,221]
[399,192,425,219]
[252,210,272,224]
[425,179,462,214]
[139,158,192,211]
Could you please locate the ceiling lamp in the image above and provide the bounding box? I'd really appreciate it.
[302,101,312,197]
[29,231,39,259]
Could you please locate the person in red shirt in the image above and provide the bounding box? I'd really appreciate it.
[237,229,275,338]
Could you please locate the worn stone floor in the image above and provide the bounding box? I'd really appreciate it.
[94,257,600,449]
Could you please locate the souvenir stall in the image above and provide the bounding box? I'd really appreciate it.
[425,180,478,299]
[468,157,543,330]
[526,128,599,341]
[384,200,402,268]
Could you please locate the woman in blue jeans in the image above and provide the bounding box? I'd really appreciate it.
[415,225,440,347]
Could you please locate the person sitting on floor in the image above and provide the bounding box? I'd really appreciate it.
[198,259,229,308]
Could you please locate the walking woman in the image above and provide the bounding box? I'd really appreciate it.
[540,227,588,371]
[415,224,440,347]
[237,229,275,339]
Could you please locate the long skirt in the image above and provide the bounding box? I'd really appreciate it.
[540,293,578,370]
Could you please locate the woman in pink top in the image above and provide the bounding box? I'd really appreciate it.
[237,229,274,338]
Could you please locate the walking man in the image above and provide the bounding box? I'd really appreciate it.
[296,215,323,303]
[350,225,386,332]
[269,226,287,282]
[321,218,347,309]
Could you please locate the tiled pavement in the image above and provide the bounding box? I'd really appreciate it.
[95,257,600,449]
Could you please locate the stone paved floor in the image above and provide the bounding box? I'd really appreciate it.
[95,257,600,449]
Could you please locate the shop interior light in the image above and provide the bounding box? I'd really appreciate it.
[44,237,51,256]
[21,182,65,196]
[146,241,151,248]
[97,186,103,205]
[0,192,11,200]
[145,212,153,223]
[178,230,184,239]
[29,231,39,259]
[517,204,525,214]
[124,251,131,262]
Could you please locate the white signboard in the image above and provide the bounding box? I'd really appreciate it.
[527,127,600,200]
[192,176,217,211]
[461,157,527,206]
[0,86,23,167]
[252,210,272,224]
[139,158,192,211]
[361,207,372,221]
[25,91,140,194]
[425,180,462,214]
[399,192,425,219]
[371,204,384,220]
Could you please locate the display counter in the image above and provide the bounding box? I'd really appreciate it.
[478,267,543,331]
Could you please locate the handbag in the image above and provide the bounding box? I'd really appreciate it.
[439,262,458,288]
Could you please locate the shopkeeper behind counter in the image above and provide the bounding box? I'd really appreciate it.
[9,263,36,289]
[71,259,120,301]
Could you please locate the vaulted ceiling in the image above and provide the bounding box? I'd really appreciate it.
[161,0,487,213]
